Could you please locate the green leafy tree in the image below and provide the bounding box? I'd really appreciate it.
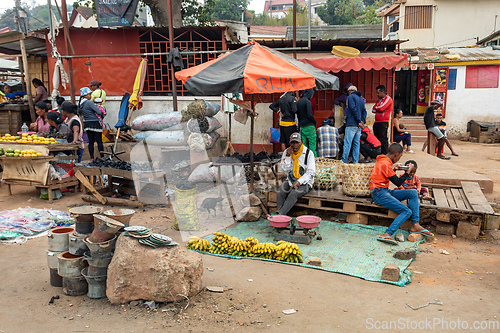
[0,9,18,30]
[211,0,249,21]
[247,4,311,26]
[355,5,381,25]
[316,0,358,25]
[281,4,309,26]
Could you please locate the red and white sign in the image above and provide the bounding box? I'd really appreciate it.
[427,63,435,70]
[411,64,418,71]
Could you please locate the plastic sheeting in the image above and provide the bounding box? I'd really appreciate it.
[299,54,409,73]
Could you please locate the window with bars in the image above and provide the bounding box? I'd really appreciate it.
[404,5,433,29]
[139,29,226,96]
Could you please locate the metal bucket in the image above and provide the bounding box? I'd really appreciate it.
[83,235,117,259]
[49,268,63,287]
[48,227,74,252]
[69,206,102,222]
[46,250,64,269]
[69,231,89,256]
[83,252,112,267]
[75,221,94,235]
[89,215,124,243]
[81,267,107,299]
[87,265,108,276]
[62,276,88,296]
[102,209,135,227]
[58,251,88,278]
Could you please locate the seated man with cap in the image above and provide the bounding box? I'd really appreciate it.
[277,132,316,215]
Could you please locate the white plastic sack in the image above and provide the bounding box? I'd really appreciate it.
[187,116,222,133]
[188,163,215,183]
[133,130,185,145]
[187,132,221,152]
[131,112,182,131]
[204,101,221,117]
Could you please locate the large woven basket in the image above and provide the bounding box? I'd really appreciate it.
[313,158,342,190]
[341,163,375,197]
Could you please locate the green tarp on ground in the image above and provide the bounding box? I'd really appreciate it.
[192,218,424,286]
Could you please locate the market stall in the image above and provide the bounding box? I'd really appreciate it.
[0,138,80,202]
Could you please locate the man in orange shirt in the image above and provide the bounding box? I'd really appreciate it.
[370,143,434,245]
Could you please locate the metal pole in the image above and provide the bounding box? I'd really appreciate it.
[167,0,178,111]
[249,95,255,193]
[308,0,311,51]
[292,0,297,59]
[60,0,76,104]
[60,49,229,59]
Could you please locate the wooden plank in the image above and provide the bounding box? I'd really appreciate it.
[81,195,143,207]
[451,188,467,211]
[461,181,495,214]
[432,188,449,208]
[459,188,473,210]
[75,170,107,204]
[445,189,457,209]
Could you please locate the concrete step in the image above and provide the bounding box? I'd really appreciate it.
[403,123,426,131]
[400,117,424,125]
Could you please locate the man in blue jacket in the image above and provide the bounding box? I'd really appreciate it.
[341,85,366,164]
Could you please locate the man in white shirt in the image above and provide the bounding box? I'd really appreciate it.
[277,132,316,215]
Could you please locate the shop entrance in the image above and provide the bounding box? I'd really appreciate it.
[394,69,431,116]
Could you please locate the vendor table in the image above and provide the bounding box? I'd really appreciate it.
[0,142,80,202]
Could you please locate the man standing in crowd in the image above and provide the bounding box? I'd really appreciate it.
[297,89,317,156]
[341,86,366,164]
[372,85,393,154]
[317,118,339,159]
[277,133,315,215]
[270,91,298,149]
[424,100,453,160]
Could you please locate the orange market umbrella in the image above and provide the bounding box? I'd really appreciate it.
[175,42,339,95]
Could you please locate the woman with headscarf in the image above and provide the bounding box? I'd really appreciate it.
[32,78,49,103]
[61,101,84,162]
[79,87,104,160]
[29,101,51,134]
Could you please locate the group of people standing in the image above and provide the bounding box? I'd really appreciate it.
[27,79,107,161]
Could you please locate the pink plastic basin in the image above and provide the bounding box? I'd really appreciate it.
[268,215,292,228]
[296,215,321,229]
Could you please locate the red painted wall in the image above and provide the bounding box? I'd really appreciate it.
[46,29,142,96]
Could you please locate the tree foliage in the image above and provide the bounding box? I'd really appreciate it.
[211,0,249,21]
[0,4,65,31]
[316,0,389,26]
[248,4,311,26]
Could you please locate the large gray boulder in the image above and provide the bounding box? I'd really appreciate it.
[106,235,203,304]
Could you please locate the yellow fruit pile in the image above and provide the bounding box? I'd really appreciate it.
[20,149,43,157]
[187,236,210,251]
[275,241,303,263]
[0,133,57,144]
[190,232,304,264]
[209,232,231,255]
[251,242,277,259]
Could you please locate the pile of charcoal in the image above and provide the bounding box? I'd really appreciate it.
[86,158,132,171]
[216,151,281,164]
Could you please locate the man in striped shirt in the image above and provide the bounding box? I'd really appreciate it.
[316,118,339,158]
[372,85,393,154]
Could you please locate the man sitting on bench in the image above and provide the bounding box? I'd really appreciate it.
[370,143,434,245]
[277,132,315,215]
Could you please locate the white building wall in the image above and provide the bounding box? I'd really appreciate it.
[399,0,500,48]
[444,66,500,137]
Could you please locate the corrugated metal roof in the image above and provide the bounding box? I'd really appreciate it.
[0,31,47,55]
[409,46,500,64]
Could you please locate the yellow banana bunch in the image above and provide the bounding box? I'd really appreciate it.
[187,236,210,251]
[275,241,303,263]
[228,237,251,256]
[245,237,259,247]
[250,242,277,259]
[209,232,231,254]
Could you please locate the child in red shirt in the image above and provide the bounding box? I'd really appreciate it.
[396,160,429,199]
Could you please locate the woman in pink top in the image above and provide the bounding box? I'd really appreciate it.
[29,101,51,134]
[32,78,49,103]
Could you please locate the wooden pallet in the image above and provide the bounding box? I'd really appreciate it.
[426,182,494,214]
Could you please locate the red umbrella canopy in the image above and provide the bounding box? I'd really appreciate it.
[175,42,339,95]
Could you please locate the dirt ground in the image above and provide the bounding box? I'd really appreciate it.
[0,140,499,332]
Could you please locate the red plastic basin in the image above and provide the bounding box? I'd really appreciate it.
[296,215,321,229]
[268,215,292,228]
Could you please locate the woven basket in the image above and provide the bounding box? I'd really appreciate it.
[313,158,342,190]
[341,163,375,197]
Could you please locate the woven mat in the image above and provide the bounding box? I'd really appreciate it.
[197,218,424,286]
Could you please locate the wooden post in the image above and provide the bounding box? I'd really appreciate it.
[60,0,76,104]
[249,95,255,193]
[19,37,36,122]
[167,0,178,111]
